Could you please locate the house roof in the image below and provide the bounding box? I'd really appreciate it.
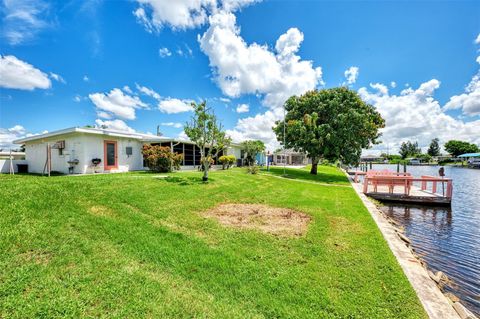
[361,154,383,159]
[458,152,480,158]
[13,126,243,148]
[13,126,167,144]
[0,151,25,156]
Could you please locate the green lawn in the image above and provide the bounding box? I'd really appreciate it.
[261,165,350,185]
[0,167,426,318]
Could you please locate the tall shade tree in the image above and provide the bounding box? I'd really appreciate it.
[399,141,421,159]
[185,101,231,181]
[427,138,441,157]
[274,88,385,175]
[444,140,479,157]
[241,140,266,166]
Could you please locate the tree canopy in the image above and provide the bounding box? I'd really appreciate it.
[427,138,441,157]
[241,140,265,166]
[444,140,479,157]
[185,101,231,181]
[399,141,421,159]
[273,88,385,174]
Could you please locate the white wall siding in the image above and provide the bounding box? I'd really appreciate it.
[225,145,242,159]
[24,133,144,174]
[0,160,28,173]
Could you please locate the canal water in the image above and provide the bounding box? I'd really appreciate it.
[369,164,480,316]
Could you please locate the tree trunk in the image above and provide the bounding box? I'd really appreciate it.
[310,157,319,175]
[202,159,209,181]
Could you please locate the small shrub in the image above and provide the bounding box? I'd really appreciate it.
[219,155,236,169]
[142,145,183,173]
[246,164,259,174]
[199,156,215,171]
[321,159,330,166]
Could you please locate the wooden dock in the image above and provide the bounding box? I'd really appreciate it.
[351,170,453,206]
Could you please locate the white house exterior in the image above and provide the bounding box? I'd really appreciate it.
[13,127,244,174]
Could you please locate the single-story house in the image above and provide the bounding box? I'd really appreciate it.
[0,151,27,173]
[0,151,25,160]
[269,149,309,166]
[13,127,243,174]
[360,154,384,162]
[458,153,480,168]
[408,158,422,165]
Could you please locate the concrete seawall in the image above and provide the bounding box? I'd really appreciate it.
[346,173,461,319]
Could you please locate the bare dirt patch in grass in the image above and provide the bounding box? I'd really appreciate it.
[203,204,311,237]
[89,205,116,218]
[17,249,52,265]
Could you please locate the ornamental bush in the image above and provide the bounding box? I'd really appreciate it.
[246,164,259,174]
[142,145,183,173]
[199,156,215,171]
[219,155,236,169]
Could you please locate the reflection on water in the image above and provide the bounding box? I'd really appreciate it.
[373,165,480,316]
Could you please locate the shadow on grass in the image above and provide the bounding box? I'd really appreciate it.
[163,176,215,185]
[262,166,348,184]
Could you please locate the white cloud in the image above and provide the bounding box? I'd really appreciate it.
[1,0,50,45]
[390,81,397,88]
[49,72,65,84]
[177,130,189,140]
[0,125,27,149]
[0,55,51,90]
[133,0,214,32]
[89,88,148,120]
[95,119,135,133]
[73,95,82,102]
[83,75,89,82]
[96,111,113,119]
[344,66,359,85]
[236,103,249,113]
[369,82,389,96]
[358,79,480,154]
[136,83,161,100]
[199,13,322,111]
[444,72,480,116]
[219,97,231,103]
[159,47,172,57]
[161,122,183,128]
[198,11,321,149]
[157,98,193,113]
[226,110,280,151]
[123,85,133,94]
[133,0,258,32]
[444,34,480,116]
[176,43,193,57]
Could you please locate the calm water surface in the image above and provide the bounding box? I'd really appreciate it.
[370,164,480,316]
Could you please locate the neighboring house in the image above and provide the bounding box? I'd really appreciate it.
[458,153,480,168]
[433,155,452,162]
[408,158,422,165]
[0,151,27,173]
[360,154,384,162]
[0,151,25,160]
[270,149,309,166]
[13,127,243,174]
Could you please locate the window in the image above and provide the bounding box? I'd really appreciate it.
[58,148,63,156]
[184,144,194,165]
[126,146,133,156]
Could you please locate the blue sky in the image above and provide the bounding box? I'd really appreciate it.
[1,0,479,152]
